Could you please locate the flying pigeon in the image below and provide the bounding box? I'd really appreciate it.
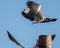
[7,31,25,48]
[22,1,57,24]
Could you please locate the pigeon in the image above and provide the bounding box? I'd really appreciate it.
[22,1,57,24]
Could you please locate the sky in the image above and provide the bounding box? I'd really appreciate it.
[0,0,60,48]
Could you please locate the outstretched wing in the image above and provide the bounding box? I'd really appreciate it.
[7,31,24,48]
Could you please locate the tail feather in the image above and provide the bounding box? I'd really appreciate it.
[41,18,57,23]
[46,18,57,21]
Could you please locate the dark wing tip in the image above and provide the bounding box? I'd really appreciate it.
[7,31,11,37]
[7,30,9,33]
[52,34,56,40]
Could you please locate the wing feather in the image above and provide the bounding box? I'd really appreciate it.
[7,31,24,48]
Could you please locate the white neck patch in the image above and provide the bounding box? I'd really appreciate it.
[37,5,41,13]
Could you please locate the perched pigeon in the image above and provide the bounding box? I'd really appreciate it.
[22,1,57,24]
[7,31,25,48]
